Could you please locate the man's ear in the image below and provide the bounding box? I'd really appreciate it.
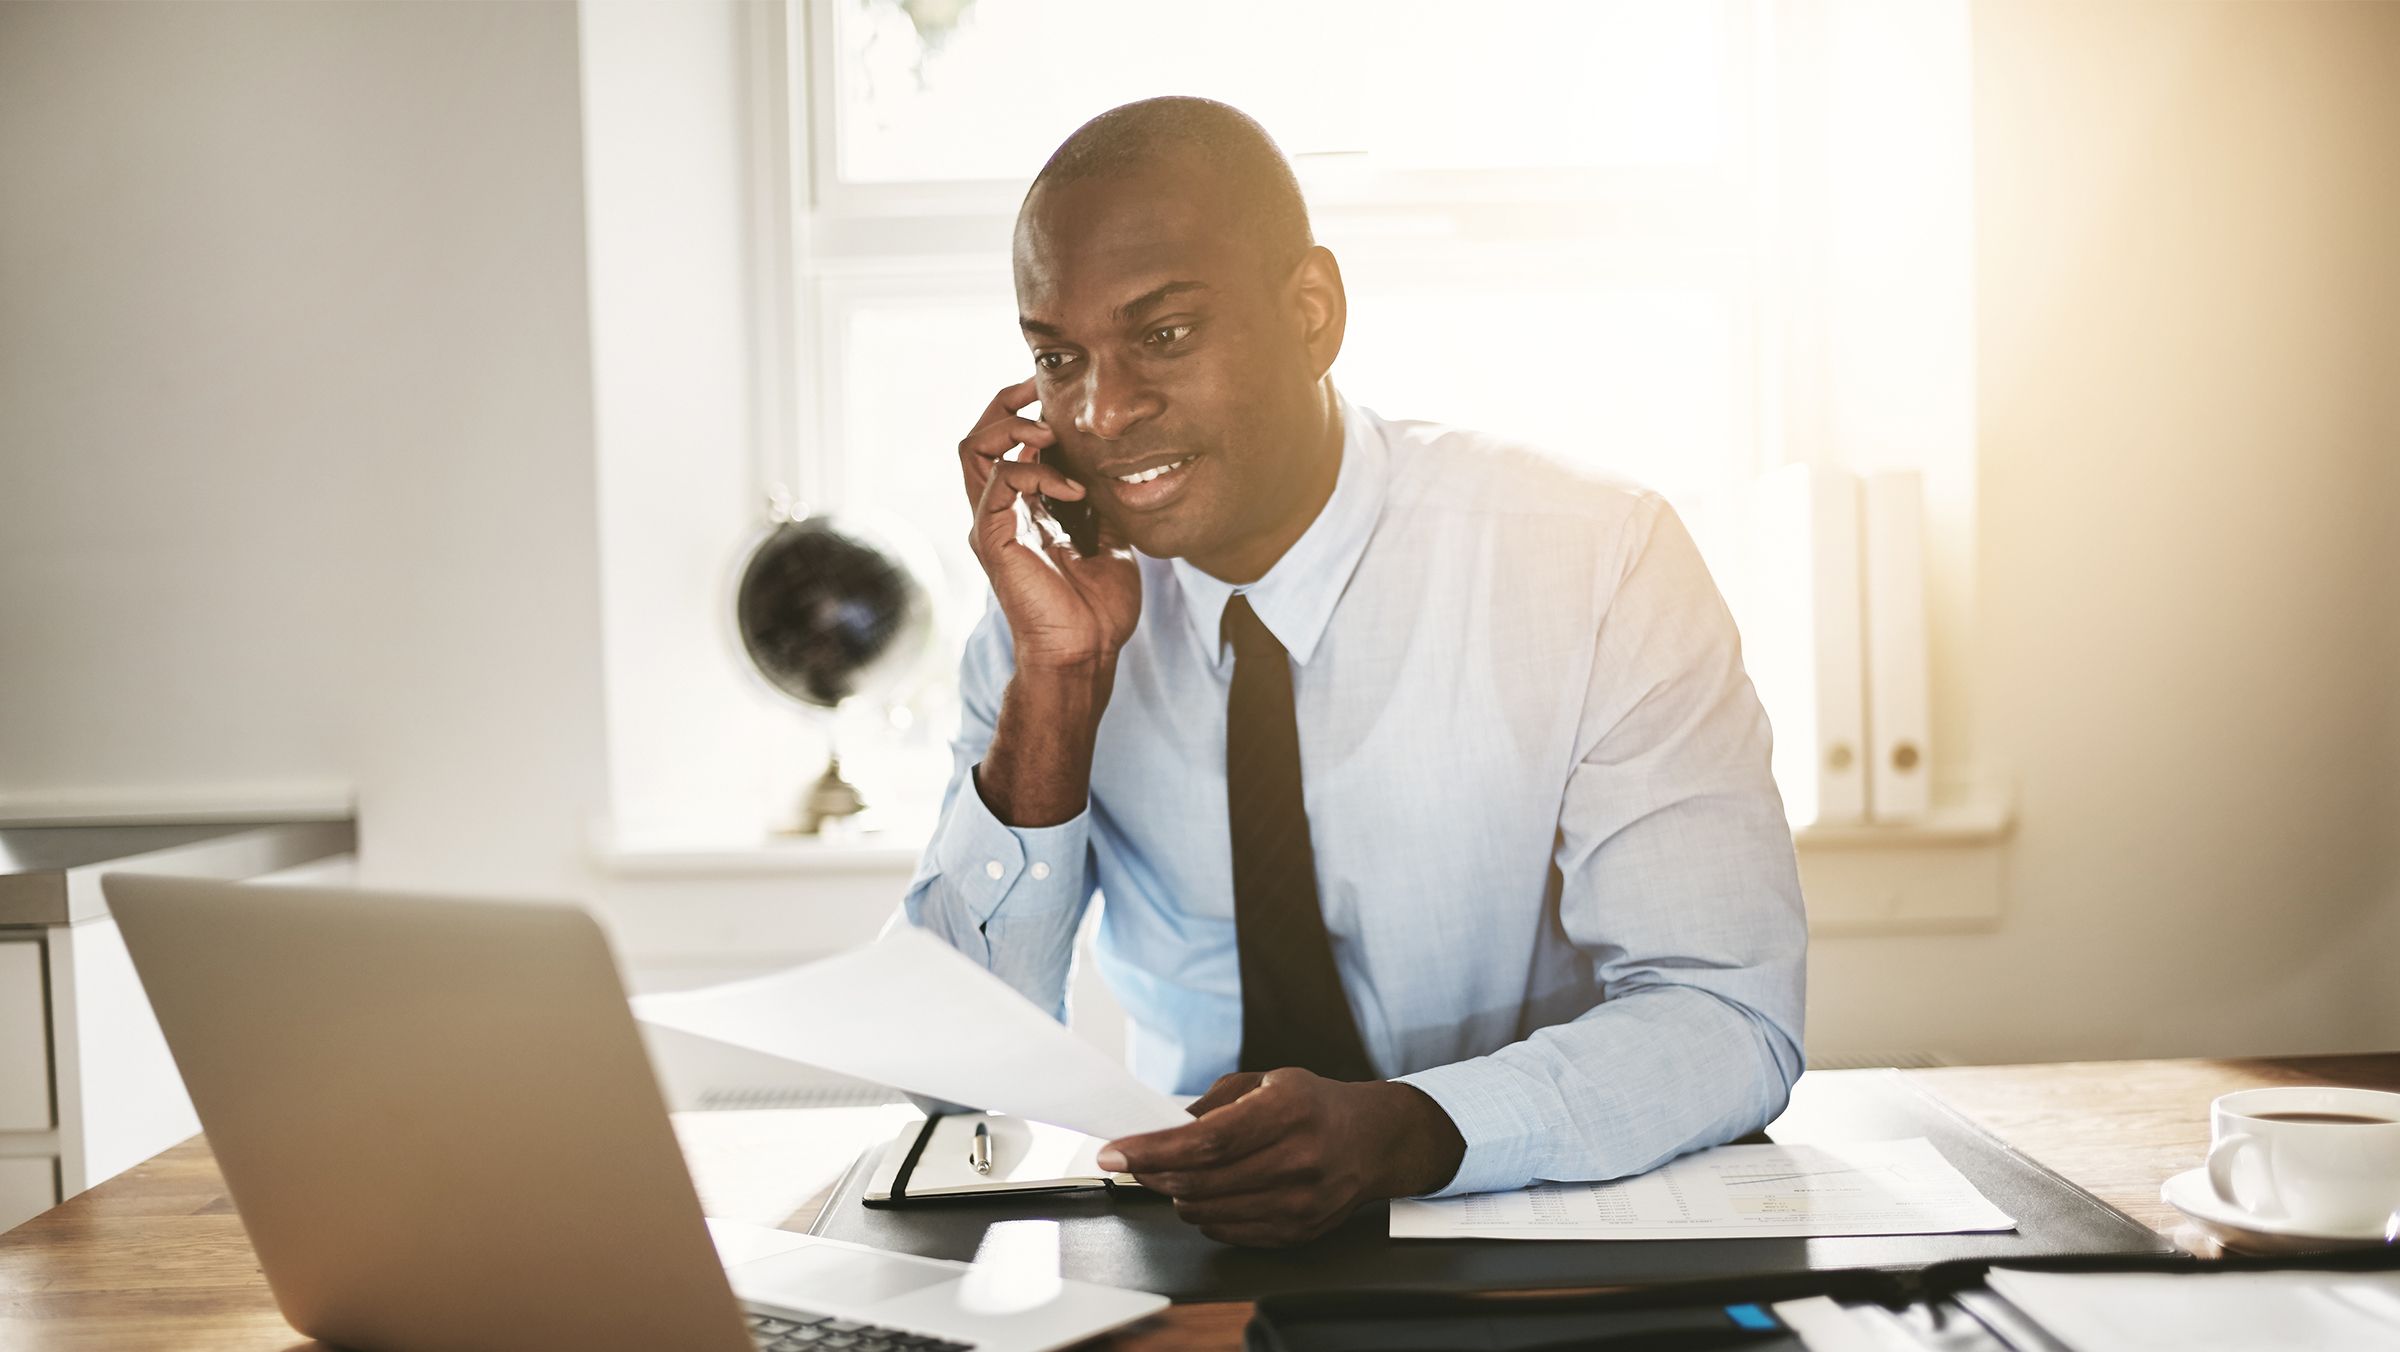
[1288,245,1347,381]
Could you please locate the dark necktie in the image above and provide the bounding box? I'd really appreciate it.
[1222,594,1375,1082]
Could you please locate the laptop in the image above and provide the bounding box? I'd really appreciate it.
[103,873,1168,1352]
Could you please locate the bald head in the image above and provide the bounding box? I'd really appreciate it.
[1023,97,1313,280]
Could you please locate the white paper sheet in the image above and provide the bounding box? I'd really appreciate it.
[1985,1267,2400,1352]
[1389,1137,2015,1240]
[632,926,1189,1141]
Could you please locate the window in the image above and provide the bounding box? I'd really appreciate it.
[586,0,1974,852]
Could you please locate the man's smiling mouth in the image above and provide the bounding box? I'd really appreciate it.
[1116,458,1189,485]
[1100,452,1203,511]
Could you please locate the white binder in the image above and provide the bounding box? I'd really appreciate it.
[1742,465,1866,826]
[1862,471,1931,821]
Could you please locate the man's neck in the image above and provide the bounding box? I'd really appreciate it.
[1189,383,1345,586]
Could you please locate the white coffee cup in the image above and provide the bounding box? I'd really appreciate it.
[2206,1085,2400,1234]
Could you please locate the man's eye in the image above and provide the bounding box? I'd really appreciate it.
[1034,351,1075,373]
[1146,324,1193,348]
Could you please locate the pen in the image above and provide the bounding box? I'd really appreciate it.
[970,1120,992,1175]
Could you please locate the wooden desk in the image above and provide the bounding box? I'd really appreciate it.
[1,1054,2393,1351]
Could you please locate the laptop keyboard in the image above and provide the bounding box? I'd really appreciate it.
[747,1309,975,1351]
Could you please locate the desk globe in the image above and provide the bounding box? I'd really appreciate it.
[733,512,938,835]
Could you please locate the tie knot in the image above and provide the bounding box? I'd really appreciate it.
[1221,594,1285,659]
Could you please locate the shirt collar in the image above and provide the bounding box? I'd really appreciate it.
[1167,394,1387,668]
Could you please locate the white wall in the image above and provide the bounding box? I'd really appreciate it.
[0,1,610,897]
[1806,0,2400,1062]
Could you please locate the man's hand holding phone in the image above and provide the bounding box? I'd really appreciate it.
[955,378,1140,827]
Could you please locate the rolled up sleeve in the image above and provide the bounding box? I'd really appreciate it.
[901,599,1097,1021]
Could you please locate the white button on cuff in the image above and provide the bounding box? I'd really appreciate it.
[1030,861,1052,881]
[984,860,1004,880]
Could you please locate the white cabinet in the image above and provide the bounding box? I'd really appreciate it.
[0,1157,56,1231]
[0,941,51,1132]
[0,820,355,1233]
[0,941,58,1230]
[0,918,204,1233]
[48,914,203,1203]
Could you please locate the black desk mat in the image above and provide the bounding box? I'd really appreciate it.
[808,1070,2170,1303]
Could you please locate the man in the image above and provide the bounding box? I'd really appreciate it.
[904,97,1805,1248]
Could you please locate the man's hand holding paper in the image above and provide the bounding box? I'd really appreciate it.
[1094,1068,1467,1247]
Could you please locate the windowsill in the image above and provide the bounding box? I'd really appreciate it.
[594,789,2015,882]
[594,828,927,878]
[1794,792,2014,849]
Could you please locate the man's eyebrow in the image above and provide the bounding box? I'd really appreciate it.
[1115,280,1209,321]
[1018,281,1210,338]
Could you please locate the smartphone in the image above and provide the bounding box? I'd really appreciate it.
[1035,445,1101,557]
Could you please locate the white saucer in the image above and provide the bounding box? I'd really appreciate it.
[2162,1168,2400,1254]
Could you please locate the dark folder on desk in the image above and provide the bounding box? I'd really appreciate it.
[1242,1248,2400,1352]
[809,1070,2170,1304]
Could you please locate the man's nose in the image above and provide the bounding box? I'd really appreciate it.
[1072,354,1164,440]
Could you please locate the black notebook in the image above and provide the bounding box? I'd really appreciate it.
[809,1070,2171,1304]
[860,1112,1142,1204]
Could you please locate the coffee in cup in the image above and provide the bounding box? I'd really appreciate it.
[2206,1086,2400,1234]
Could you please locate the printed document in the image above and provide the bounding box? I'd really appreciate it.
[632,925,1190,1141]
[1389,1137,2014,1240]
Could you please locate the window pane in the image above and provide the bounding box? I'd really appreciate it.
[832,0,1728,184]
[832,292,1026,625]
[817,294,1033,824]
[1335,280,1744,502]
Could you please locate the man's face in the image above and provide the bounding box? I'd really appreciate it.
[1013,165,1327,572]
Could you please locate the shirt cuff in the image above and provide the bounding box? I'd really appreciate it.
[930,764,1091,928]
[1393,1057,1559,1198]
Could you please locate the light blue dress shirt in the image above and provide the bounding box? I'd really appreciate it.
[903,398,1806,1198]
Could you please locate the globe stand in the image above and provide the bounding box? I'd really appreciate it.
[786,754,869,838]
